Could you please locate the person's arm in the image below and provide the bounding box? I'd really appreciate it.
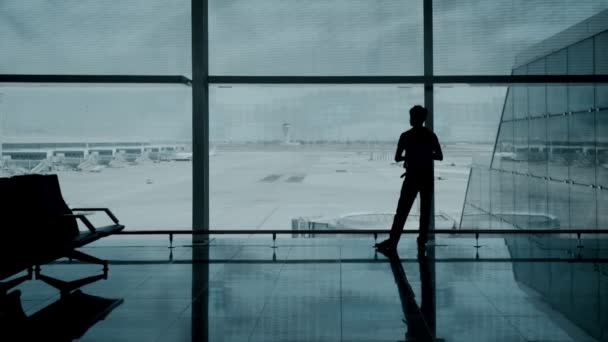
[432,134,443,161]
[395,134,406,163]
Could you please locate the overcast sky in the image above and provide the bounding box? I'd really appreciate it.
[0,1,606,142]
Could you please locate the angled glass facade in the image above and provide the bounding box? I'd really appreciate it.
[460,15,608,340]
[462,28,608,231]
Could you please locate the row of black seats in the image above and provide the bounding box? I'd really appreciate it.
[0,174,124,296]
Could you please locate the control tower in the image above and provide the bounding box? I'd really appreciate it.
[282,123,291,144]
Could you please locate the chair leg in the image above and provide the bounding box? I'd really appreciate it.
[0,268,33,295]
[66,250,108,271]
[35,266,107,298]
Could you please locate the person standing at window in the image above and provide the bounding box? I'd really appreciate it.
[375,105,443,252]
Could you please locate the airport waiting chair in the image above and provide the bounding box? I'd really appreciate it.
[0,174,124,297]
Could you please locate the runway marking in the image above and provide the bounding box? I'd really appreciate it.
[286,175,306,183]
[260,174,282,182]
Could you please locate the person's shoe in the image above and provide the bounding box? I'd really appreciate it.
[374,239,397,253]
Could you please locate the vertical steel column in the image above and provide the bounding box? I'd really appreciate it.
[423,0,437,339]
[192,0,209,242]
[423,0,435,239]
[192,1,209,341]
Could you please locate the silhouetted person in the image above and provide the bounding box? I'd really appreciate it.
[378,248,435,341]
[376,105,442,252]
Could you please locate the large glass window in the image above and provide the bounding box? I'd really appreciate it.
[208,84,423,230]
[434,85,503,226]
[0,84,192,229]
[433,0,608,74]
[209,0,423,76]
[0,0,191,76]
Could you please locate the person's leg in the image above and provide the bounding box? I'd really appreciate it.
[418,178,433,246]
[388,177,419,245]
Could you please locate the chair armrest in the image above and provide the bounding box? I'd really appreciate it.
[63,214,96,233]
[71,208,120,224]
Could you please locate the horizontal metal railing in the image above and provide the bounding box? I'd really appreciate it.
[116,229,608,235]
[112,229,608,249]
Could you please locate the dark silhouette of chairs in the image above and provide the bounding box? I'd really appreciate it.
[1,288,123,341]
[0,174,124,296]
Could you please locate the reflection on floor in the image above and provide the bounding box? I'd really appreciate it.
[2,236,606,342]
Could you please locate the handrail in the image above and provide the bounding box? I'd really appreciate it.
[115,229,608,235]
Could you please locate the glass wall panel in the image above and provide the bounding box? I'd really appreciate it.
[599,188,608,229]
[0,84,192,229]
[568,38,594,75]
[547,180,570,229]
[208,84,423,230]
[499,172,514,223]
[513,66,528,120]
[569,112,596,185]
[492,121,514,171]
[0,0,191,76]
[433,0,608,74]
[528,81,547,118]
[548,115,569,181]
[528,176,548,228]
[570,184,597,229]
[489,169,509,229]
[433,86,504,226]
[209,0,423,75]
[547,54,568,114]
[596,31,608,108]
[598,110,608,187]
[529,116,547,178]
[502,87,515,121]
[567,39,594,112]
[513,119,529,175]
[513,173,530,228]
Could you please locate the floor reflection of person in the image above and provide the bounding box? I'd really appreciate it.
[381,248,435,341]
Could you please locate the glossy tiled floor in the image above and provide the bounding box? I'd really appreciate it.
[3,235,607,341]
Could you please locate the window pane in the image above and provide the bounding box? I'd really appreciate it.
[0,1,191,76]
[433,86,504,227]
[528,175,548,228]
[596,31,608,108]
[209,0,423,75]
[529,116,547,178]
[433,0,608,74]
[548,115,569,181]
[547,180,570,229]
[598,110,608,187]
[570,184,597,229]
[569,112,596,185]
[0,84,192,229]
[493,121,514,171]
[209,84,423,230]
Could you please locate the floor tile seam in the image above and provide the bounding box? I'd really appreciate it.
[247,246,295,342]
[247,206,280,240]
[126,274,157,296]
[472,280,529,340]
[152,295,201,342]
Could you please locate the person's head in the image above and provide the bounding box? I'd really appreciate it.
[409,105,427,127]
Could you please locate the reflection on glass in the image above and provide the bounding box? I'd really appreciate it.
[598,110,608,187]
[548,116,568,181]
[569,112,596,185]
[433,0,608,74]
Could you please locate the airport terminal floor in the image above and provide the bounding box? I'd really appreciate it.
[5,235,608,342]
